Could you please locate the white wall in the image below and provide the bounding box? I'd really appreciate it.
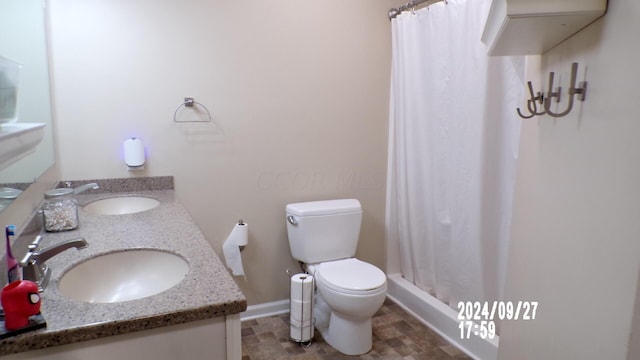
[47,0,404,305]
[500,0,640,358]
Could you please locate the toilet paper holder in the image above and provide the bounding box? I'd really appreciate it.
[238,219,246,252]
[222,219,249,278]
[289,273,315,344]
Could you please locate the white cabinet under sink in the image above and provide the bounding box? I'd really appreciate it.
[2,315,241,360]
[482,0,607,55]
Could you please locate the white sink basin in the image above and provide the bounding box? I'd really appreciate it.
[58,250,189,303]
[84,196,160,215]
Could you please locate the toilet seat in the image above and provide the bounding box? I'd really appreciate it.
[315,258,386,295]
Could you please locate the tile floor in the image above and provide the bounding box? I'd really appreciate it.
[241,299,472,359]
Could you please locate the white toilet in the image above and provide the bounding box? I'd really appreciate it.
[285,199,387,355]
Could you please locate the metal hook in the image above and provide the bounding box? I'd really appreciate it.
[543,72,562,113]
[517,81,545,119]
[544,63,587,118]
[517,98,537,118]
[517,103,536,119]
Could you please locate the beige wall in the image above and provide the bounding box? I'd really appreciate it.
[500,0,640,358]
[47,0,403,305]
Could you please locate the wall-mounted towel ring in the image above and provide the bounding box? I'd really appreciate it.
[173,97,212,123]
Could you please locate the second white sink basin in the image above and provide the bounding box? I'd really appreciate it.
[84,196,160,215]
[58,250,189,303]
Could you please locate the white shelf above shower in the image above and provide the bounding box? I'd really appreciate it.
[482,0,607,56]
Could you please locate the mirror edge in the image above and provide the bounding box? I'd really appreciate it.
[0,164,58,232]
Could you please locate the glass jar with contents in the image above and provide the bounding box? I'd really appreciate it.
[42,188,78,232]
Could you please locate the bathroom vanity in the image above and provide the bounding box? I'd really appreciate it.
[0,177,246,359]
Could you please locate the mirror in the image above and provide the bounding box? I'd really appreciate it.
[0,0,56,212]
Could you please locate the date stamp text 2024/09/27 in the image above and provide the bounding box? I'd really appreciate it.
[457,301,539,339]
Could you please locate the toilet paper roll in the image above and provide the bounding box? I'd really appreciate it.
[290,299,313,322]
[290,273,314,336]
[290,322,314,342]
[290,273,314,302]
[290,318,314,327]
[222,222,248,277]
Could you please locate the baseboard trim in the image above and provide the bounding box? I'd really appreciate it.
[240,299,290,321]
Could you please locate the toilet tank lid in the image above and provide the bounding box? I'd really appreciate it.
[286,199,362,216]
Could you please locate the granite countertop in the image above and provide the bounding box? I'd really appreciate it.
[0,181,246,356]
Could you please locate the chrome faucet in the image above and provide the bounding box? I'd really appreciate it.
[20,237,88,292]
[68,182,99,195]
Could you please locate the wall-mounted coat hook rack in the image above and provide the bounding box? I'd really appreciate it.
[517,62,587,119]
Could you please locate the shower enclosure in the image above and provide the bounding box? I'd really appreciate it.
[385,0,524,358]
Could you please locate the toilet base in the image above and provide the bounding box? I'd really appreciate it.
[326,313,372,355]
[314,294,373,355]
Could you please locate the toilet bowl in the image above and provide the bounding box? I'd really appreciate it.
[285,199,388,355]
[308,258,387,355]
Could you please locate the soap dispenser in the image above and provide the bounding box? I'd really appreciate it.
[123,137,145,170]
[42,183,99,232]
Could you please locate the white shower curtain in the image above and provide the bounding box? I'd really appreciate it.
[386,0,524,307]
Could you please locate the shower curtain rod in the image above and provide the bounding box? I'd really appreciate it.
[388,0,444,20]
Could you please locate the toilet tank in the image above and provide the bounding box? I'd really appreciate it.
[286,199,362,264]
